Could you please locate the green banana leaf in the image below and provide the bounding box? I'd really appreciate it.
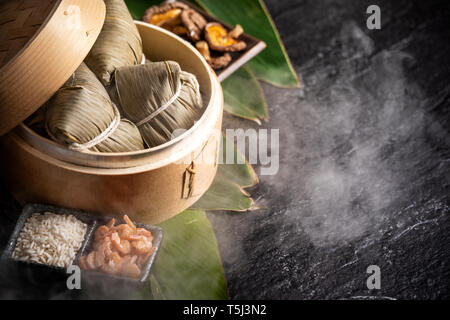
[218,133,258,188]
[190,173,257,211]
[125,0,269,122]
[222,66,268,124]
[194,0,299,88]
[149,210,228,299]
[125,0,151,18]
[190,134,259,211]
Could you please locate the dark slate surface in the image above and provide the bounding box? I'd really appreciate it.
[1,0,449,299]
[210,0,450,299]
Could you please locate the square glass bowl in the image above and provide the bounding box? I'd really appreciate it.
[1,204,163,291]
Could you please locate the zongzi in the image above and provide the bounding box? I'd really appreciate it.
[109,61,203,148]
[45,63,145,153]
[85,0,143,86]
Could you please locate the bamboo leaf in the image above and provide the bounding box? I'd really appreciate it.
[150,210,228,299]
[218,133,258,188]
[125,0,155,19]
[195,0,299,88]
[222,66,268,123]
[191,134,259,211]
[149,274,167,300]
[191,173,257,211]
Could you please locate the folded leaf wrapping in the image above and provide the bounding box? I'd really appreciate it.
[110,61,203,148]
[45,63,145,153]
[85,0,143,86]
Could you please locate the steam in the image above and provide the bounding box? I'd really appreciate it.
[264,22,427,246]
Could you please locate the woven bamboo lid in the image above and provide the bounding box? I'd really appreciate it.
[0,0,106,136]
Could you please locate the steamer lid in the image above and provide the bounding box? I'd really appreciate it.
[0,0,106,136]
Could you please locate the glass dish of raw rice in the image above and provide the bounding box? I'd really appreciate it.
[12,212,88,268]
[2,204,96,270]
[1,204,163,293]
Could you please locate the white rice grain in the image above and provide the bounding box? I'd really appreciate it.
[12,212,87,268]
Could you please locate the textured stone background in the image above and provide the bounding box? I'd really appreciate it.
[212,0,450,299]
[1,0,449,299]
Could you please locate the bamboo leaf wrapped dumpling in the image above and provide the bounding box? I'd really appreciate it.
[85,0,143,86]
[110,61,203,148]
[45,63,145,153]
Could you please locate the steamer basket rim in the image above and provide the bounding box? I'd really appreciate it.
[13,21,223,172]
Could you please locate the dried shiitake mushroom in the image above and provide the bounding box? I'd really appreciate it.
[170,25,188,36]
[196,41,210,60]
[196,41,232,69]
[204,22,247,52]
[228,24,244,39]
[181,8,208,42]
[143,2,249,71]
[142,1,188,27]
[209,53,232,70]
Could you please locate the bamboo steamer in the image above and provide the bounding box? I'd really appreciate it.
[0,3,223,224]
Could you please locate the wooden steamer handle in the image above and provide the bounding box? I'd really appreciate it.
[182,134,220,199]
